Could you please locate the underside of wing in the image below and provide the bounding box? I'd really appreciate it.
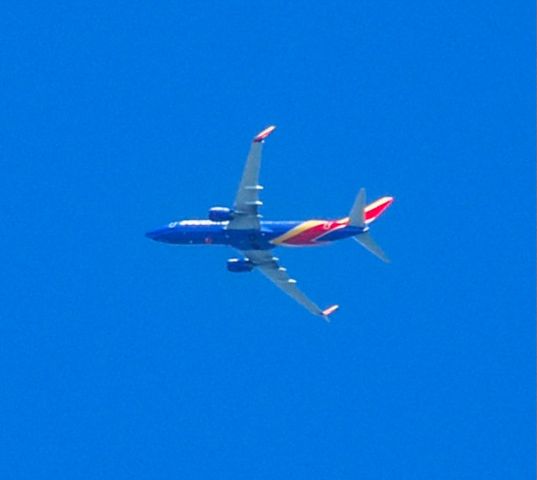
[226,126,276,231]
[243,250,339,321]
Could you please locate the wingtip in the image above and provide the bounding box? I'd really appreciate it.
[253,125,277,143]
[322,304,339,319]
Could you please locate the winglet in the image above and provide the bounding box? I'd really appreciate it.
[322,304,339,321]
[253,125,276,143]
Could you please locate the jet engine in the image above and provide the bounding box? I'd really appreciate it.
[208,206,234,222]
[227,258,253,273]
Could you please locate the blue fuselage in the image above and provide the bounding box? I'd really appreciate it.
[146,219,365,250]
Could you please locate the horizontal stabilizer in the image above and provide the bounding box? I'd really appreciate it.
[349,188,366,227]
[354,232,390,263]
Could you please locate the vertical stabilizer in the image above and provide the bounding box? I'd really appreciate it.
[364,196,394,224]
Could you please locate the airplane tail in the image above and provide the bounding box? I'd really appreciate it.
[348,188,393,263]
[348,188,394,227]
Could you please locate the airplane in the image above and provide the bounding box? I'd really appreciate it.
[146,126,394,321]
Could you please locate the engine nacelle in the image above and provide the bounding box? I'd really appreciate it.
[227,258,253,273]
[208,206,234,222]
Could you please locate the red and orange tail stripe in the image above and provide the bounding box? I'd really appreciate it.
[364,196,394,224]
[271,197,393,246]
[339,197,394,225]
[271,220,324,245]
[271,219,348,246]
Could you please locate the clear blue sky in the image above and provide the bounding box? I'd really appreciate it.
[1,1,535,478]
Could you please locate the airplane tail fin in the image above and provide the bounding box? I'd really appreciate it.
[349,188,394,226]
[348,188,393,263]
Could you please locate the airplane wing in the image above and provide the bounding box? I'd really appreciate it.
[243,249,339,321]
[227,126,276,230]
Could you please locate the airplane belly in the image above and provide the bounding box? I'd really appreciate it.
[227,228,275,250]
[164,225,229,245]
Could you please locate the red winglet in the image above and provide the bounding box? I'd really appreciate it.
[322,304,339,318]
[253,125,276,143]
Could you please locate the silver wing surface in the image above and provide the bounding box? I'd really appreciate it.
[226,126,276,230]
[244,249,339,321]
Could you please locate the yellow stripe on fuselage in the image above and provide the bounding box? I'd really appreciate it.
[271,220,325,245]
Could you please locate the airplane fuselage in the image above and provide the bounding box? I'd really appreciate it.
[146,218,366,251]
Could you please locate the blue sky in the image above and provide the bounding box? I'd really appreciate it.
[1,1,535,478]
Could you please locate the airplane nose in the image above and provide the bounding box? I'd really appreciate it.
[145,226,168,241]
[145,229,159,240]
